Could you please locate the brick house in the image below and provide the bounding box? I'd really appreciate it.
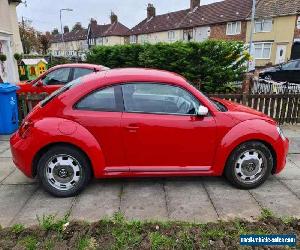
[87,13,129,48]
[49,24,88,59]
[129,0,252,44]
[246,0,300,66]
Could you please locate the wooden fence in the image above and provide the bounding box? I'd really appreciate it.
[18,92,300,125]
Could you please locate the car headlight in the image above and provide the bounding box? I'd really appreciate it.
[277,126,286,140]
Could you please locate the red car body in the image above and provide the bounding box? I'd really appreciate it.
[11,68,289,187]
[17,63,108,94]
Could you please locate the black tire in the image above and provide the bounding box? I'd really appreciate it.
[37,145,92,197]
[224,141,273,189]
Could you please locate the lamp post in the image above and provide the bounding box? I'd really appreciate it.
[59,8,73,57]
[248,0,256,72]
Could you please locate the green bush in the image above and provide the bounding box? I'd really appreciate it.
[87,41,249,93]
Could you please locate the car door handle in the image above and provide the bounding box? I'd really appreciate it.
[126,124,140,132]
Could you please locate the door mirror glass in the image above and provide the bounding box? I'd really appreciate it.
[196,105,209,116]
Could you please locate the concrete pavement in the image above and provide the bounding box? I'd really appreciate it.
[0,126,300,227]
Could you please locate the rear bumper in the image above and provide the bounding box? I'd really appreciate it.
[10,132,35,178]
[274,137,289,174]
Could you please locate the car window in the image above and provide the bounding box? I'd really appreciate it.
[76,86,117,111]
[42,68,71,85]
[73,68,94,80]
[282,61,299,70]
[122,83,200,115]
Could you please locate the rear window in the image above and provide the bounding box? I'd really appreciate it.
[40,77,83,107]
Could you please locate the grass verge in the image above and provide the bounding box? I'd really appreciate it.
[0,212,299,250]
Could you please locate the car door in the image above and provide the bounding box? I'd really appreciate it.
[121,82,217,172]
[73,85,126,169]
[37,67,72,94]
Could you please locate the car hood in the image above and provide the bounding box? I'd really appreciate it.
[260,66,278,73]
[212,97,276,124]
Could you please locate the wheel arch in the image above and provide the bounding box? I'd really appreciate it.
[222,139,277,175]
[32,142,94,177]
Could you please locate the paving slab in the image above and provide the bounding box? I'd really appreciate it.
[0,158,16,183]
[0,134,11,141]
[120,180,168,221]
[2,168,38,184]
[0,184,38,227]
[0,148,12,158]
[0,141,9,153]
[276,160,300,180]
[288,138,300,154]
[13,189,74,226]
[165,179,218,222]
[288,154,300,168]
[204,177,261,220]
[279,180,300,199]
[282,125,300,138]
[71,180,121,222]
[250,179,300,218]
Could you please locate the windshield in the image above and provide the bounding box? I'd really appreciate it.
[40,77,83,107]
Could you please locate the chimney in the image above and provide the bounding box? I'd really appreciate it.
[63,25,69,33]
[147,3,156,19]
[90,18,97,26]
[52,28,59,35]
[190,0,200,10]
[110,12,118,24]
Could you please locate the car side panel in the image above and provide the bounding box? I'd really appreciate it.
[10,118,106,178]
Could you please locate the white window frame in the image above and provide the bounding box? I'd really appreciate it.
[130,35,137,44]
[255,19,273,33]
[253,42,272,60]
[168,31,176,41]
[226,21,241,35]
[297,17,300,29]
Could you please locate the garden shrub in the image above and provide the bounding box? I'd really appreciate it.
[87,40,249,93]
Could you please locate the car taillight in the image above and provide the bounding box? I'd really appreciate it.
[19,121,33,139]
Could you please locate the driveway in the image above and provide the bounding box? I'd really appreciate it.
[0,125,300,227]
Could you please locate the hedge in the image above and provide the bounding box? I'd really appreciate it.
[87,41,249,93]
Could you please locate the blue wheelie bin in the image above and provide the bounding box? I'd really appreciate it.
[0,83,20,135]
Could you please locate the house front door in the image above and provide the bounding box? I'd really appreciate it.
[275,45,287,65]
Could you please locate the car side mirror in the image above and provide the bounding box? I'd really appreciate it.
[196,105,209,116]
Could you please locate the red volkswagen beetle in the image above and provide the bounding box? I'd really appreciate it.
[17,63,109,94]
[10,68,289,197]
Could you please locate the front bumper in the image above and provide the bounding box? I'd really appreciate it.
[274,137,289,174]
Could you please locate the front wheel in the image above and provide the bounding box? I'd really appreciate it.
[224,141,274,189]
[38,145,92,197]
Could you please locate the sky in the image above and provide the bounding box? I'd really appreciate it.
[17,0,222,32]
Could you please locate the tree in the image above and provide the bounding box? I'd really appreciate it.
[19,20,40,54]
[39,33,51,55]
[72,22,83,32]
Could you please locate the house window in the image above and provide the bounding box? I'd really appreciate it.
[168,31,175,41]
[226,22,241,35]
[130,35,137,43]
[254,42,272,59]
[140,35,149,44]
[297,17,300,29]
[255,19,273,32]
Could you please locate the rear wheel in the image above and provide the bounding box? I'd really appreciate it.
[38,145,91,197]
[224,141,273,189]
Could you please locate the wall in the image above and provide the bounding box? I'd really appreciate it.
[137,30,183,44]
[210,21,247,41]
[104,36,126,46]
[0,0,22,83]
[49,39,88,57]
[246,15,296,66]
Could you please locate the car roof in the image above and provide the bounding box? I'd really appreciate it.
[51,63,108,70]
[82,68,188,87]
